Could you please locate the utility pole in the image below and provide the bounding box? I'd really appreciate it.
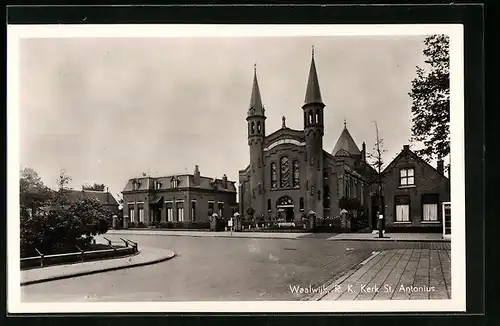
[372,121,384,238]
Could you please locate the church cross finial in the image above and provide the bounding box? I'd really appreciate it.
[282,116,286,128]
[344,118,347,129]
[254,63,257,74]
[312,45,315,57]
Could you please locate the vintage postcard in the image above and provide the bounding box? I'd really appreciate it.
[7,24,465,313]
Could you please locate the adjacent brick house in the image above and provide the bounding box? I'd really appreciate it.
[122,165,237,228]
[380,145,450,232]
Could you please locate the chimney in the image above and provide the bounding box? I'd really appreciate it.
[222,174,228,189]
[194,165,201,185]
[403,144,410,151]
[362,142,366,162]
[437,159,444,174]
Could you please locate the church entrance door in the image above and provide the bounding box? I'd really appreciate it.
[277,196,295,222]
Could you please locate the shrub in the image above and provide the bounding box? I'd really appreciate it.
[137,222,146,228]
[20,197,112,258]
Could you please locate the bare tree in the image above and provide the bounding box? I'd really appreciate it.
[53,169,72,208]
[367,121,387,216]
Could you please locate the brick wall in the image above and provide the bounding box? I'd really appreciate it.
[382,148,450,232]
[122,189,236,227]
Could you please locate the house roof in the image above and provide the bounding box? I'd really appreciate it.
[122,173,237,193]
[382,145,448,178]
[65,189,119,206]
[331,125,361,156]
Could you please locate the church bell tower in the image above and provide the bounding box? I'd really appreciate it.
[247,64,266,216]
[302,47,325,217]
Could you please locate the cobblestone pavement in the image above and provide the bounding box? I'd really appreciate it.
[21,235,450,302]
[309,248,451,301]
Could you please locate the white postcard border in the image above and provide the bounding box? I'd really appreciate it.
[7,23,466,313]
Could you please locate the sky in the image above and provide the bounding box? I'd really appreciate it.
[19,35,428,200]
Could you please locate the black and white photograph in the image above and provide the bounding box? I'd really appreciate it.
[7,24,465,313]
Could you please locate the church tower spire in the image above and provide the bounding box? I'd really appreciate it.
[248,63,265,117]
[304,46,324,107]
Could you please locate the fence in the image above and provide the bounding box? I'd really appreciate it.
[20,237,139,270]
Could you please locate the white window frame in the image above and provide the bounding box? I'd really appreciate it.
[176,202,184,222]
[400,168,415,186]
[128,203,136,223]
[423,203,439,222]
[138,206,144,223]
[395,203,410,222]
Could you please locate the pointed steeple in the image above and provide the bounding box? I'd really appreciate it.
[304,46,324,107]
[248,63,265,117]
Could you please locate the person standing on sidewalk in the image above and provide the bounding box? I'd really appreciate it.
[377,211,384,238]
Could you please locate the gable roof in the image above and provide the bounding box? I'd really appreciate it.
[382,145,448,178]
[331,127,361,156]
[66,189,119,206]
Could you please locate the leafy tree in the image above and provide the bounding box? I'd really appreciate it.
[20,167,53,216]
[20,169,111,257]
[409,34,450,163]
[20,197,111,257]
[67,197,111,240]
[82,183,106,191]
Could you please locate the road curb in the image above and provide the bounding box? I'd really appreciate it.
[108,231,307,241]
[21,249,176,286]
[327,238,450,243]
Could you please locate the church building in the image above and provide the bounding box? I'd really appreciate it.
[238,50,377,225]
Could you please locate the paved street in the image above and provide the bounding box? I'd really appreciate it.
[21,234,450,302]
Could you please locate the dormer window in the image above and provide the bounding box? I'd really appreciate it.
[400,168,415,186]
[171,177,179,188]
[132,179,140,190]
[155,181,162,190]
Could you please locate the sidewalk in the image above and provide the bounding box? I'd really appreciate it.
[309,248,451,301]
[327,233,450,242]
[108,229,311,239]
[21,246,176,286]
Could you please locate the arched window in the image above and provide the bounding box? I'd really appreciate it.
[270,162,277,189]
[292,160,300,188]
[300,197,304,211]
[315,109,320,124]
[267,199,271,212]
[257,121,261,133]
[280,156,290,188]
[251,122,255,134]
[304,111,307,127]
[308,111,313,124]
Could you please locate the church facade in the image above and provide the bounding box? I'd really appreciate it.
[238,52,377,225]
